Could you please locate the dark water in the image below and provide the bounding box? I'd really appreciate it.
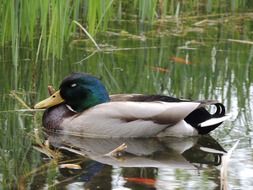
[1,8,253,190]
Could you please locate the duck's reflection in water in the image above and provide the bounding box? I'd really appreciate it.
[45,133,226,189]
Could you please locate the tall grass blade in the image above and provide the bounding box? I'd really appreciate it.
[73,20,101,50]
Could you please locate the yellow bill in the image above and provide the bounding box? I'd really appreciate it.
[34,90,64,109]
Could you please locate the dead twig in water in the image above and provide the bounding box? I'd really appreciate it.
[228,39,253,45]
[104,143,127,158]
[220,140,240,190]
[10,91,32,110]
[48,85,56,95]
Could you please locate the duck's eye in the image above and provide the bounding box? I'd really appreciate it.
[70,83,77,88]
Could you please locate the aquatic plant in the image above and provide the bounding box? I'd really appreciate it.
[0,0,250,59]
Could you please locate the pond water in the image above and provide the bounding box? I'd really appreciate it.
[1,5,253,190]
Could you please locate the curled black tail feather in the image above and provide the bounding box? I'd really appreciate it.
[212,103,225,117]
[184,103,226,135]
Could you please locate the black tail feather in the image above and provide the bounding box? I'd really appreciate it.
[184,103,226,135]
[212,103,225,117]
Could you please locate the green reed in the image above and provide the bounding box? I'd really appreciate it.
[0,0,250,60]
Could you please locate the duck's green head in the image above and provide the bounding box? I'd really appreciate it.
[34,73,110,112]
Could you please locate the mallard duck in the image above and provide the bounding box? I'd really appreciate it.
[34,72,229,138]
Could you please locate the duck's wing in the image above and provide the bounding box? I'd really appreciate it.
[110,94,220,106]
[110,94,229,133]
[61,101,200,138]
[93,101,200,124]
[110,94,183,102]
